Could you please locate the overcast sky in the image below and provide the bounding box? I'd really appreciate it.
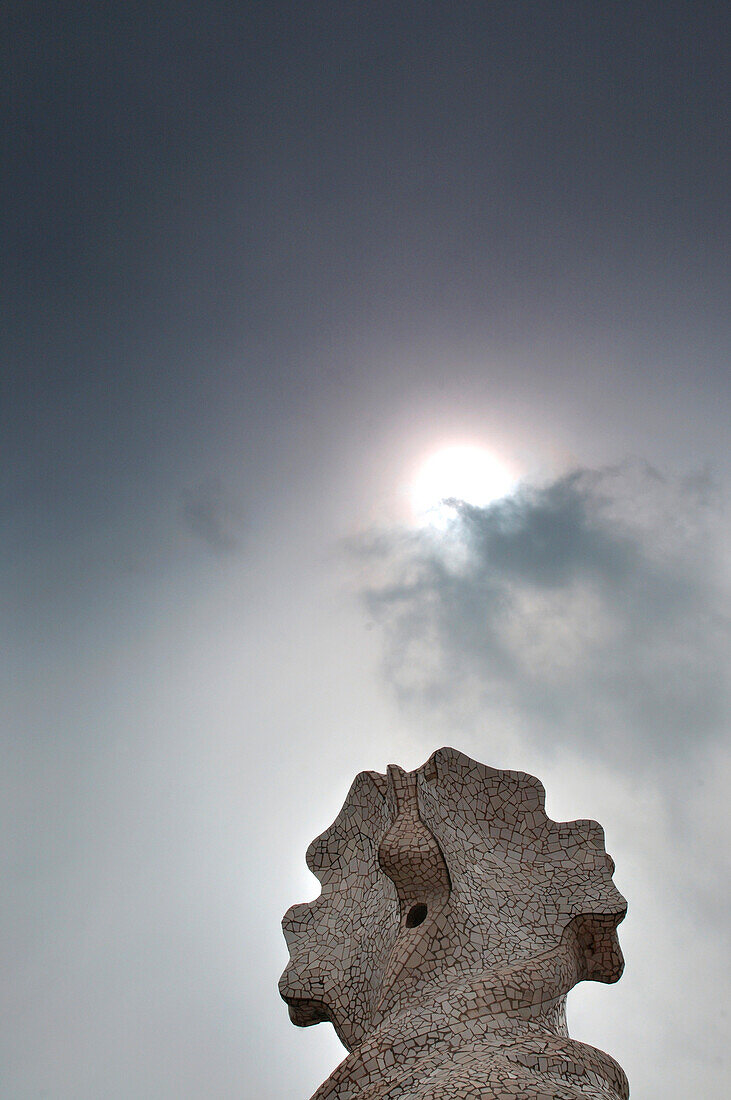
[2,4,729,1098]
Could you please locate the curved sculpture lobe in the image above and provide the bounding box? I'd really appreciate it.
[280,748,628,1099]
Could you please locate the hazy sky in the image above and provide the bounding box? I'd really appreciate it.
[3,4,729,1098]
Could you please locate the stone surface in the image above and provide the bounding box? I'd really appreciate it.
[280,747,628,1099]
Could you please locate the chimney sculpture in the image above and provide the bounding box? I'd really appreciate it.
[280,747,628,1099]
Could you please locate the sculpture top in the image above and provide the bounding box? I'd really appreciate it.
[280,747,628,1099]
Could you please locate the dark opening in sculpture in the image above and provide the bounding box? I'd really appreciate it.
[406,903,428,928]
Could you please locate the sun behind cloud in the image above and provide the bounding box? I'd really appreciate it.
[411,444,517,526]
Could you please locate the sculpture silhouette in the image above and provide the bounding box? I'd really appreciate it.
[280,747,628,1098]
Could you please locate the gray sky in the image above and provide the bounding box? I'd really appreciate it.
[2,4,729,1097]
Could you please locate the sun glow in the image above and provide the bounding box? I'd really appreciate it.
[411,445,516,527]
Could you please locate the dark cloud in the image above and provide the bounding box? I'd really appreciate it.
[179,480,239,554]
[360,464,728,767]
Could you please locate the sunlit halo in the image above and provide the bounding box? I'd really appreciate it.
[411,445,516,526]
